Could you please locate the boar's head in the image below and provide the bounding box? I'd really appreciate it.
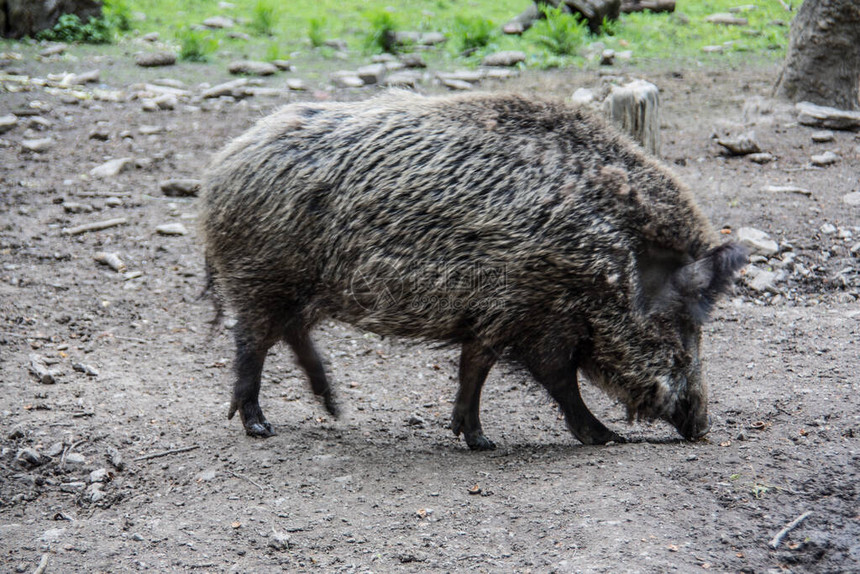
[646,242,747,439]
[583,242,747,441]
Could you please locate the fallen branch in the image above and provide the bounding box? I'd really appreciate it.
[621,0,675,13]
[32,554,49,574]
[61,217,128,236]
[769,511,812,549]
[229,470,266,491]
[134,445,199,462]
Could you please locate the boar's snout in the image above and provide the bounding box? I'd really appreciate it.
[668,389,710,440]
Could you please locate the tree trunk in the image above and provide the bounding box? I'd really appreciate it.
[774,0,860,111]
[2,0,102,39]
[621,0,675,14]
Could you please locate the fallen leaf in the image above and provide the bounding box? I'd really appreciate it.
[231,521,241,529]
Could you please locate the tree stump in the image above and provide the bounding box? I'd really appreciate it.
[603,80,661,156]
[774,0,860,111]
[2,0,102,39]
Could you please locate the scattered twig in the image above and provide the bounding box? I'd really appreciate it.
[76,190,132,197]
[134,445,199,462]
[32,553,49,574]
[229,470,265,491]
[0,332,52,341]
[61,217,128,236]
[777,0,792,11]
[769,511,812,549]
[61,438,88,467]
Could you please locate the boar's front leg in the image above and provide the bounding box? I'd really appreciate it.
[452,341,498,451]
[527,355,624,445]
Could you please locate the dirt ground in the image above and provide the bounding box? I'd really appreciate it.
[1,46,859,573]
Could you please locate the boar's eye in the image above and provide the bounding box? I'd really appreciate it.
[668,243,748,323]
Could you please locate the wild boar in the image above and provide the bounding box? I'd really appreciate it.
[199,92,746,449]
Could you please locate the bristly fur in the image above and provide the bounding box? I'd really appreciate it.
[199,91,744,425]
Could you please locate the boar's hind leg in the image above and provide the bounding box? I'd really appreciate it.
[529,361,624,446]
[283,325,338,418]
[452,342,498,451]
[229,327,277,438]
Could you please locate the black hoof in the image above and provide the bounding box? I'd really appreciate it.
[576,429,625,445]
[245,420,274,438]
[320,391,339,418]
[465,433,497,451]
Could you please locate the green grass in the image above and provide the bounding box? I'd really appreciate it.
[32,0,799,69]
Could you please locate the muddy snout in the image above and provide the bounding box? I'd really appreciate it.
[669,401,711,441]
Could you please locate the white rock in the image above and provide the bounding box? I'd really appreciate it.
[570,88,595,106]
[203,16,234,28]
[743,265,779,292]
[481,51,526,67]
[228,60,278,76]
[736,227,779,256]
[441,78,473,91]
[89,468,109,483]
[154,93,178,110]
[330,72,364,89]
[820,223,837,235]
[811,130,834,143]
[285,78,306,91]
[90,158,133,178]
[357,64,386,85]
[842,192,860,206]
[761,185,812,197]
[21,137,53,152]
[810,151,839,166]
[0,114,18,134]
[201,78,248,99]
[156,223,188,236]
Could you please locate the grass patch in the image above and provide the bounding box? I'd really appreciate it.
[67,0,798,69]
[177,27,219,62]
[250,0,278,36]
[452,15,495,54]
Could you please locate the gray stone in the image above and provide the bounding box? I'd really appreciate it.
[702,45,724,53]
[811,130,835,143]
[67,69,100,85]
[271,60,292,71]
[87,483,106,502]
[72,362,99,376]
[154,93,178,110]
[285,79,307,91]
[64,452,87,466]
[736,227,779,256]
[810,151,839,166]
[743,265,779,292]
[600,49,615,66]
[90,158,133,178]
[229,60,278,76]
[570,88,595,106]
[156,223,188,236]
[202,16,234,29]
[269,530,291,551]
[16,448,43,467]
[717,132,761,156]
[136,51,177,68]
[331,72,364,89]
[385,71,421,88]
[706,13,748,25]
[796,101,860,131]
[89,468,109,483]
[357,64,386,85]
[0,114,18,134]
[820,223,837,235]
[142,32,160,42]
[842,192,860,206]
[437,70,485,84]
[160,179,202,197]
[748,152,774,164]
[440,78,473,91]
[40,43,68,57]
[419,32,447,46]
[21,137,53,152]
[481,50,526,67]
[201,78,249,99]
[399,53,426,68]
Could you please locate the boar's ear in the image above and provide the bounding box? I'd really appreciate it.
[671,243,748,322]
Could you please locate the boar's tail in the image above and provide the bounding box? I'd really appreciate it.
[199,256,225,336]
